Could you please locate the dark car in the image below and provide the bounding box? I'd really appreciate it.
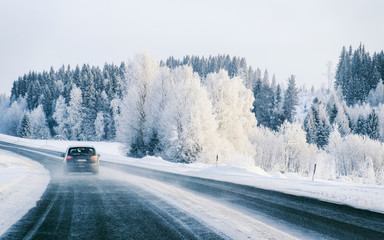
[62,146,99,174]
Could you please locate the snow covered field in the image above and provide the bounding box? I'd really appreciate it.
[1,133,384,235]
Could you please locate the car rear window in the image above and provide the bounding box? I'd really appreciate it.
[68,147,95,156]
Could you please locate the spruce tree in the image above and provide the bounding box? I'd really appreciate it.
[283,75,299,123]
[366,109,380,140]
[19,112,32,138]
[329,103,338,125]
[355,115,367,135]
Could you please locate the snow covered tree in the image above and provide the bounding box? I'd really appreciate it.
[205,70,257,160]
[367,81,384,106]
[355,115,367,136]
[53,95,69,139]
[304,98,331,148]
[283,75,299,123]
[3,98,26,136]
[326,91,350,136]
[366,109,380,140]
[30,105,51,139]
[327,130,384,184]
[18,112,32,138]
[253,80,275,129]
[67,85,84,140]
[80,64,97,140]
[144,67,172,155]
[159,66,219,163]
[116,53,159,157]
[94,112,105,141]
[335,44,381,105]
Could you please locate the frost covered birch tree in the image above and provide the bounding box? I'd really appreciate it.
[116,53,159,157]
[159,67,218,163]
[53,95,69,139]
[67,85,84,140]
[30,105,51,139]
[205,70,257,161]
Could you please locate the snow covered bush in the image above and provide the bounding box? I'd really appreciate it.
[253,121,318,176]
[252,126,284,172]
[327,130,384,184]
[1,98,26,136]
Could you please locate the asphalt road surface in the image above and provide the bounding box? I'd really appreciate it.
[0,141,384,240]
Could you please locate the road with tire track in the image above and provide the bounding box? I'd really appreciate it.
[0,141,383,239]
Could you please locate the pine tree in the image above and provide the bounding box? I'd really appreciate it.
[329,103,338,125]
[283,75,299,123]
[19,112,32,138]
[80,64,97,140]
[355,115,367,135]
[366,109,380,140]
[303,98,331,148]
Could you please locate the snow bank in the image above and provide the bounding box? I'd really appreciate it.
[0,148,50,236]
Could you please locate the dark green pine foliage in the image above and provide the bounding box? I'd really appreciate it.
[329,103,338,125]
[130,128,146,158]
[80,64,97,140]
[162,54,249,83]
[355,115,367,135]
[253,81,275,128]
[366,109,380,140]
[303,98,331,149]
[373,51,384,81]
[335,44,381,105]
[283,75,299,123]
[26,72,41,110]
[19,112,32,138]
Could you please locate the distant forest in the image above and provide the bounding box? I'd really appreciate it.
[2,47,384,184]
[7,54,292,140]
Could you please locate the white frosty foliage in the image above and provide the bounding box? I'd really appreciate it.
[205,70,257,160]
[53,96,68,139]
[367,81,384,106]
[29,105,50,139]
[327,130,384,184]
[116,53,159,155]
[2,98,26,136]
[67,85,84,140]
[253,122,319,176]
[94,112,105,141]
[159,67,218,163]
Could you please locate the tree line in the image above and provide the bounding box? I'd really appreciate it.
[5,54,298,142]
[303,44,384,149]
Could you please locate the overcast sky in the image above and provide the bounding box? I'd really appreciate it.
[1,0,383,95]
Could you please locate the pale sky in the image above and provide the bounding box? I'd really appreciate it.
[1,0,383,95]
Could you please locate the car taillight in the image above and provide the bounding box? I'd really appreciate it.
[66,156,73,160]
[90,156,98,161]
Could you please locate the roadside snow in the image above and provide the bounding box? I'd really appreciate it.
[1,133,383,217]
[0,148,50,236]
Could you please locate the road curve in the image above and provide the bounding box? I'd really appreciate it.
[0,141,384,240]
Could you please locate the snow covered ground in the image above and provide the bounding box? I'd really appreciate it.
[1,133,384,236]
[0,147,50,236]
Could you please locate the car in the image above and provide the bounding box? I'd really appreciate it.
[62,146,100,175]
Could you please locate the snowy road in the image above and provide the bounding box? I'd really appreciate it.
[1,141,384,239]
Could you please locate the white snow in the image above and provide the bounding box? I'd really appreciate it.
[0,133,384,238]
[0,147,50,236]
